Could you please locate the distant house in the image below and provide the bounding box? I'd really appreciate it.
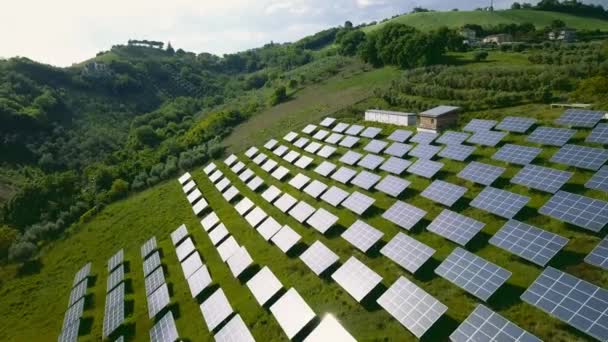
[365,109,417,127]
[548,29,576,42]
[482,34,513,45]
[82,62,110,77]
[460,28,477,40]
[418,105,460,132]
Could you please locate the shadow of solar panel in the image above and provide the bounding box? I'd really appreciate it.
[103,300,124,338]
[361,127,382,138]
[464,119,497,132]
[303,180,328,198]
[409,144,441,159]
[521,267,608,341]
[332,257,382,302]
[410,132,438,144]
[492,144,542,165]
[387,129,413,142]
[294,155,314,169]
[188,266,212,298]
[382,201,426,230]
[384,142,412,157]
[342,192,375,215]
[313,130,329,141]
[380,156,411,175]
[147,283,170,318]
[149,311,178,342]
[288,201,316,223]
[289,173,311,190]
[331,167,357,184]
[204,162,217,175]
[299,241,339,275]
[437,144,475,161]
[351,171,381,190]
[253,153,268,165]
[375,175,410,197]
[586,123,608,144]
[490,220,568,266]
[471,187,529,219]
[264,139,278,150]
[325,133,343,145]
[346,124,365,136]
[317,145,337,158]
[339,135,360,148]
[284,131,298,142]
[585,237,608,270]
[358,154,384,170]
[377,276,447,338]
[436,248,511,301]
[551,144,608,171]
[306,208,338,233]
[381,233,434,273]
[320,117,336,127]
[294,137,309,148]
[200,288,234,331]
[585,166,608,192]
[556,108,604,128]
[421,180,467,207]
[407,159,443,178]
[302,124,317,134]
[427,209,484,246]
[271,225,301,252]
[458,161,505,186]
[539,191,608,232]
[527,126,575,146]
[511,164,572,193]
[320,186,349,207]
[305,141,322,153]
[496,116,536,133]
[450,304,541,342]
[436,131,470,145]
[467,130,507,147]
[342,220,383,252]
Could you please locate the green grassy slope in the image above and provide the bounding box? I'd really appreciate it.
[364,10,608,32]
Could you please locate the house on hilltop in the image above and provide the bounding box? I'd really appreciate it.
[482,33,513,45]
[548,28,576,42]
[418,106,460,132]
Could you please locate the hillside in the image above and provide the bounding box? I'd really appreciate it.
[364,9,608,32]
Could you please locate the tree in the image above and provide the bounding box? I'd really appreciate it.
[511,2,522,9]
[473,51,489,62]
[0,226,18,259]
[338,30,366,56]
[344,21,353,29]
[269,86,287,105]
[134,125,161,146]
[166,42,175,54]
[8,241,37,262]
[108,179,129,200]
[551,19,566,30]
[288,79,298,89]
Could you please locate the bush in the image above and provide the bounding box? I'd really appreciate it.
[473,51,489,62]
[269,86,287,105]
[108,179,129,200]
[8,241,37,262]
[0,226,18,259]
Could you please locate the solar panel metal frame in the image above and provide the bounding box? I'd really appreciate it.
[410,132,438,144]
[492,144,542,165]
[467,130,507,147]
[364,139,388,154]
[436,131,470,145]
[463,119,497,132]
[332,256,382,302]
[270,288,316,339]
[149,311,178,342]
[342,220,384,252]
[387,129,413,142]
[314,161,336,177]
[271,225,301,253]
[539,190,608,232]
[288,201,316,223]
[360,127,382,139]
[351,170,381,190]
[320,186,349,207]
[382,201,426,230]
[458,161,505,186]
[341,191,375,215]
[407,159,443,179]
[262,185,282,203]
[147,283,170,318]
[246,266,283,306]
[200,288,234,331]
[437,144,475,161]
[375,175,410,197]
[294,155,314,169]
[585,237,608,270]
[303,179,328,198]
[496,116,536,133]
[381,232,435,273]
[306,208,338,234]
[339,151,363,165]
[555,108,605,128]
[585,165,608,192]
[299,241,339,275]
[550,144,608,171]
[527,126,575,146]
[421,180,467,207]
[586,123,608,144]
[379,156,411,175]
[345,124,365,136]
[384,142,412,157]
[427,209,485,246]
[339,135,360,148]
[470,187,530,219]
[331,166,357,184]
[511,164,573,193]
[274,193,298,212]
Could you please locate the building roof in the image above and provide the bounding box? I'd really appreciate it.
[419,106,460,118]
[366,109,416,117]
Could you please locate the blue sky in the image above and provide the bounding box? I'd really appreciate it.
[0,0,602,66]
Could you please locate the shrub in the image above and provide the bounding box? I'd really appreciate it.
[108,179,129,200]
[8,241,37,262]
[473,51,489,62]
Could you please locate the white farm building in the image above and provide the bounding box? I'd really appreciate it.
[364,109,417,126]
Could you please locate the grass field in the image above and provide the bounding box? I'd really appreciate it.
[363,9,608,33]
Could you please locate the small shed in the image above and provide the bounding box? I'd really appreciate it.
[365,109,417,127]
[418,106,460,132]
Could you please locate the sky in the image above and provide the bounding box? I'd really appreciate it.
[0,0,602,66]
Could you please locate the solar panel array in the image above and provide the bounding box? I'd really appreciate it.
[407,159,443,178]
[364,139,388,153]
[358,154,384,170]
[332,122,348,132]
[511,164,573,193]
[551,144,608,171]
[436,131,470,145]
[539,190,608,232]
[458,161,505,185]
[585,237,608,270]
[496,116,536,133]
[382,201,426,230]
[384,142,412,157]
[437,144,475,161]
[471,187,529,219]
[380,156,411,175]
[200,288,234,331]
[381,233,435,273]
[556,108,604,127]
[464,119,497,132]
[427,209,485,246]
[527,126,575,146]
[331,167,357,184]
[586,123,608,144]
[270,288,316,339]
[345,124,365,136]
[149,311,179,342]
[409,144,441,159]
[492,144,541,165]
[332,257,382,302]
[387,129,413,142]
[339,135,360,148]
[342,220,384,252]
[303,179,328,198]
[467,130,507,147]
[361,126,382,138]
[325,133,343,145]
[300,241,339,275]
[586,166,608,192]
[421,180,467,207]
[306,208,338,234]
[375,175,410,197]
[215,315,255,342]
[314,161,336,177]
[410,132,438,144]
[351,170,381,190]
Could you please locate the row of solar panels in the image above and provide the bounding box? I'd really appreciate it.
[103,249,125,339]
[58,263,91,342]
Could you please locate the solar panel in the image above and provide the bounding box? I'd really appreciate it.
[521,267,608,341]
[341,191,375,215]
[231,161,245,174]
[527,126,575,146]
[586,166,608,192]
[304,314,356,342]
[383,142,412,157]
[408,144,441,159]
[375,175,410,197]
[340,151,363,165]
[458,161,505,186]
[215,314,255,342]
[265,139,278,150]
[200,288,234,331]
[262,185,281,203]
[261,159,278,172]
[223,186,240,201]
[235,197,254,215]
[377,276,447,338]
[421,180,467,207]
[143,252,161,277]
[283,150,301,163]
[303,180,328,198]
[284,131,298,142]
[107,249,123,272]
[275,193,298,212]
[551,144,608,171]
[204,163,217,175]
[358,154,384,170]
[149,311,179,342]
[512,164,573,193]
[345,124,365,136]
[325,133,343,145]
[245,206,268,227]
[300,241,339,275]
[381,233,434,273]
[289,201,316,223]
[407,159,443,178]
[410,131,438,144]
[317,145,337,158]
[427,209,485,246]
[320,186,350,207]
[175,237,195,262]
[339,136,360,148]
[178,172,191,185]
[183,179,196,193]
[187,265,212,298]
[73,262,91,287]
[496,116,536,133]
[305,141,322,153]
[246,266,283,306]
[271,225,301,253]
[437,144,476,161]
[294,155,313,169]
[332,122,349,133]
[171,224,188,246]
[387,129,413,142]
[215,178,230,192]
[257,217,283,241]
[69,279,88,306]
[245,146,259,158]
[239,168,254,182]
[331,166,357,184]
[217,237,240,262]
[247,177,264,192]
[294,137,310,148]
[288,173,311,190]
[540,190,608,232]
[492,144,542,165]
[450,304,541,342]
[585,237,608,270]
[62,297,84,330]
[104,282,124,312]
[361,127,382,138]
[491,219,568,266]
[253,153,268,165]
[332,256,382,302]
[102,300,124,338]
[379,156,411,175]
[314,161,336,176]
[227,246,253,277]
[342,220,383,252]
[145,267,165,296]
[313,130,329,141]
[224,154,238,166]
[59,320,80,342]
[320,117,336,127]
[200,212,220,232]
[306,208,338,234]
[181,252,203,279]
[187,188,203,203]
[471,187,530,219]
[435,247,511,301]
[464,119,497,132]
[141,237,157,259]
[302,124,317,134]
[467,130,507,147]
[270,288,316,339]
[351,170,381,190]
[147,283,170,318]
[364,139,388,154]
[435,131,469,145]
[382,201,426,230]
[556,108,605,127]
[586,123,608,144]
